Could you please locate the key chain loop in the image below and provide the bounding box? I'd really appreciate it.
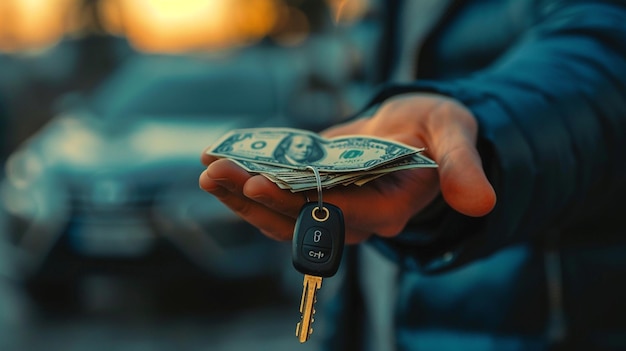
[311,206,329,222]
[305,166,324,215]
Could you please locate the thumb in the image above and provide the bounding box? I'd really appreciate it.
[426,104,496,217]
[435,141,496,217]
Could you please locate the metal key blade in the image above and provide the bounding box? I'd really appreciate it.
[296,274,323,343]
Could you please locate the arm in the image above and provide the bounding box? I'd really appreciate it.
[363,0,626,271]
[199,1,626,272]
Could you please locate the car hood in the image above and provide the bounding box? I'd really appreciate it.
[19,113,249,181]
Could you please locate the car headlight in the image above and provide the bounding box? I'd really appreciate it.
[4,149,45,190]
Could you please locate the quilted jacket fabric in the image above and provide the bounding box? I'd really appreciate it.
[326,1,626,350]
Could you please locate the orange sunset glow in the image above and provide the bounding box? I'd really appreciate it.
[0,0,369,54]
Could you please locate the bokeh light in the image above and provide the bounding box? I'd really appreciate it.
[110,0,282,53]
[0,0,78,53]
[0,0,369,54]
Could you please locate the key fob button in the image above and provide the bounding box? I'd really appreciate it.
[303,227,332,248]
[302,245,331,263]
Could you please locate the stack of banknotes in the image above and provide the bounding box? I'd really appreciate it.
[205,127,437,192]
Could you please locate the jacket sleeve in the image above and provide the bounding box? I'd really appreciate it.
[366,0,626,273]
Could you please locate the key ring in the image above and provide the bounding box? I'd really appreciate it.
[305,165,327,221]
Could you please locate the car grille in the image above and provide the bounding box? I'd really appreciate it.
[66,183,161,257]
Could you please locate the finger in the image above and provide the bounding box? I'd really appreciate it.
[246,185,379,243]
[438,146,496,216]
[243,177,384,242]
[246,167,438,240]
[199,158,251,197]
[242,178,377,242]
[201,160,297,241]
[243,176,311,218]
[215,185,297,241]
[427,107,497,216]
[326,169,439,235]
[200,146,219,166]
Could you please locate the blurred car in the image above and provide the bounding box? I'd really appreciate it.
[0,14,383,307]
[0,51,331,302]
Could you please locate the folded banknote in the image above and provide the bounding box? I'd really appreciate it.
[206,127,437,191]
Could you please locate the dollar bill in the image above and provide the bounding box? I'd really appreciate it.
[207,127,437,192]
[207,127,424,172]
[239,153,436,191]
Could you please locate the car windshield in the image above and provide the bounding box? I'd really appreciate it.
[88,54,281,121]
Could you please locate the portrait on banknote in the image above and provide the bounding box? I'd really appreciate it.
[273,133,325,165]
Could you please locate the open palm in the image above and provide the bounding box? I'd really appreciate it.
[199,93,496,244]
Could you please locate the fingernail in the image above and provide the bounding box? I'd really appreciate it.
[214,178,236,192]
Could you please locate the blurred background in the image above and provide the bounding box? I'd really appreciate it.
[0,0,386,350]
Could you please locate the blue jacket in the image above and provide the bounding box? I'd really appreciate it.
[326,1,626,350]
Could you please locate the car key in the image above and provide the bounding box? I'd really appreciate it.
[292,201,345,343]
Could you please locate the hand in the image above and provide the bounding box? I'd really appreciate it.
[199,93,496,244]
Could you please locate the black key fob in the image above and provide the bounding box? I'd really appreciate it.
[292,202,345,278]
